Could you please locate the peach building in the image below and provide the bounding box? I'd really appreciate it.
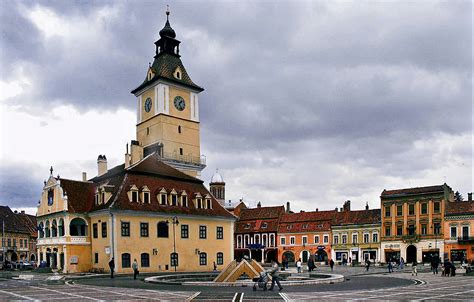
[444,199,474,263]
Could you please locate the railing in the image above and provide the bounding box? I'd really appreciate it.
[162,152,206,166]
[402,235,420,243]
[457,236,474,244]
[70,236,89,244]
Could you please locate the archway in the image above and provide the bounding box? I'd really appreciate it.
[70,217,88,236]
[406,245,417,264]
[315,249,328,262]
[265,249,277,262]
[302,250,309,263]
[282,251,295,263]
[11,252,18,262]
[30,254,36,261]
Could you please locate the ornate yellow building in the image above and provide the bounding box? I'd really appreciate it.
[36,11,235,274]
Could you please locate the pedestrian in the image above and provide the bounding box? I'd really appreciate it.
[296,258,302,273]
[444,260,451,277]
[108,257,115,279]
[329,259,334,272]
[365,258,371,272]
[267,260,283,291]
[412,260,417,276]
[213,261,217,272]
[308,256,315,272]
[431,256,439,275]
[132,259,139,280]
[399,257,405,270]
[450,262,456,277]
[388,260,393,273]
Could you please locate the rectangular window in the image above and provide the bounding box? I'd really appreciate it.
[397,226,403,236]
[143,192,150,204]
[25,239,28,247]
[450,226,457,238]
[101,222,107,238]
[199,252,207,265]
[302,236,308,245]
[121,253,131,268]
[323,235,329,243]
[314,236,320,244]
[290,236,295,245]
[182,195,188,207]
[372,233,378,242]
[216,226,223,239]
[385,205,391,217]
[352,234,358,244]
[132,191,138,203]
[408,225,415,235]
[421,203,428,214]
[334,235,339,245]
[121,222,130,237]
[462,226,469,239]
[197,199,203,209]
[342,235,347,244]
[181,225,189,238]
[397,205,403,216]
[13,239,16,247]
[94,253,99,264]
[364,233,369,243]
[140,222,149,237]
[280,237,286,245]
[385,227,391,237]
[434,222,441,235]
[7,239,11,247]
[434,202,440,213]
[421,224,427,235]
[217,252,224,265]
[141,253,150,267]
[93,223,98,238]
[408,204,415,215]
[199,225,207,239]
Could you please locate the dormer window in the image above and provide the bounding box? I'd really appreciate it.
[141,186,150,204]
[181,193,188,207]
[245,223,251,229]
[159,188,167,205]
[174,67,182,79]
[129,185,139,203]
[132,191,138,203]
[262,222,268,229]
[287,225,292,230]
[204,194,212,209]
[170,189,178,206]
[197,198,203,209]
[303,223,308,229]
[101,192,105,203]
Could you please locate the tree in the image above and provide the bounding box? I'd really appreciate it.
[454,191,464,202]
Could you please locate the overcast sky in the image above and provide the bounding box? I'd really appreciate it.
[0,0,472,214]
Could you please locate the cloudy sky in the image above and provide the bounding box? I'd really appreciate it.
[0,0,472,214]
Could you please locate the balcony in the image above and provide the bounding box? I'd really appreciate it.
[162,152,206,166]
[402,235,420,243]
[457,236,474,244]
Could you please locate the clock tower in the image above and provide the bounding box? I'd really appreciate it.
[130,10,205,177]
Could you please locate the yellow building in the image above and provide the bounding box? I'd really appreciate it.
[36,11,235,274]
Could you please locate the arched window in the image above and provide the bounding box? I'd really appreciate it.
[58,219,64,236]
[199,252,207,266]
[70,218,88,236]
[237,235,242,248]
[262,234,267,247]
[51,219,58,237]
[45,221,50,237]
[157,221,169,238]
[141,253,150,267]
[217,252,224,265]
[122,253,131,268]
[170,252,178,267]
[270,234,275,247]
[38,222,44,238]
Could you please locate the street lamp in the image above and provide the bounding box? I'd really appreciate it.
[168,217,179,272]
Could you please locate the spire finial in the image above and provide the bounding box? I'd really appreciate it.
[166,5,170,21]
[50,166,53,176]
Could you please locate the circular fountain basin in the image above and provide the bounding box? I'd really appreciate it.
[144,272,344,287]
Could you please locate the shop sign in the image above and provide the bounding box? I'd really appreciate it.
[105,247,110,254]
[317,246,325,250]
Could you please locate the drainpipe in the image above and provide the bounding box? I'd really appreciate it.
[110,211,115,268]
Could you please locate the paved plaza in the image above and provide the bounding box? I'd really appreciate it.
[0,267,472,301]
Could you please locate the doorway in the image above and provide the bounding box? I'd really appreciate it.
[406,245,417,263]
[302,251,309,263]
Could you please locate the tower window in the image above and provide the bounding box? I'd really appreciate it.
[147,127,150,135]
[176,72,180,79]
[179,148,183,156]
[178,125,181,133]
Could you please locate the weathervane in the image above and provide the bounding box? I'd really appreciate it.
[166,5,170,20]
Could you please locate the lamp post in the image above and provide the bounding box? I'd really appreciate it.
[169,216,179,272]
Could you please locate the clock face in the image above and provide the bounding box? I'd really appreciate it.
[144,97,152,112]
[174,96,186,111]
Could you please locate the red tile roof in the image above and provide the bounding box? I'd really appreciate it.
[334,209,381,226]
[446,201,474,216]
[381,185,448,197]
[279,210,336,223]
[15,212,37,238]
[278,211,336,233]
[234,206,285,233]
[60,179,96,213]
[238,206,285,221]
[0,206,32,234]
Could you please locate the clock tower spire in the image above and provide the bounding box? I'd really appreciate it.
[129,9,205,177]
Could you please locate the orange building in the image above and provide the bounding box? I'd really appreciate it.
[278,210,335,264]
[444,200,474,263]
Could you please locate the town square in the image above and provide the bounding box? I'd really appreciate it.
[0,0,472,301]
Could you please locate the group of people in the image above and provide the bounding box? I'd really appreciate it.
[108,257,139,279]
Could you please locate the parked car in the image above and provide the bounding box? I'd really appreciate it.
[13,260,33,270]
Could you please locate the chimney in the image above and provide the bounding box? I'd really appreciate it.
[82,172,87,182]
[316,208,319,212]
[286,201,291,213]
[468,193,472,202]
[130,140,143,165]
[365,202,369,210]
[257,202,261,208]
[343,200,351,212]
[21,210,25,214]
[97,155,108,176]
[125,143,131,168]
[335,207,338,212]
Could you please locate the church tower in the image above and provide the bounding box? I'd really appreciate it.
[210,169,226,206]
[130,9,205,177]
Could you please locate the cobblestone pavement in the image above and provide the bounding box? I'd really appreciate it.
[0,269,472,301]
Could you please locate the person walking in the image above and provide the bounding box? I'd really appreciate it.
[329,259,334,272]
[108,257,115,279]
[267,260,283,291]
[365,258,371,272]
[388,260,393,273]
[132,259,139,280]
[296,258,302,273]
[399,257,405,270]
[431,256,439,275]
[308,256,315,272]
[412,260,418,276]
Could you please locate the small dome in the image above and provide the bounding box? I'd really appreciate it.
[211,169,224,183]
[159,11,176,38]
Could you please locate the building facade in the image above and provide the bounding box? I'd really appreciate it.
[0,206,37,264]
[380,184,453,264]
[234,205,284,263]
[278,210,335,264]
[444,200,474,263]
